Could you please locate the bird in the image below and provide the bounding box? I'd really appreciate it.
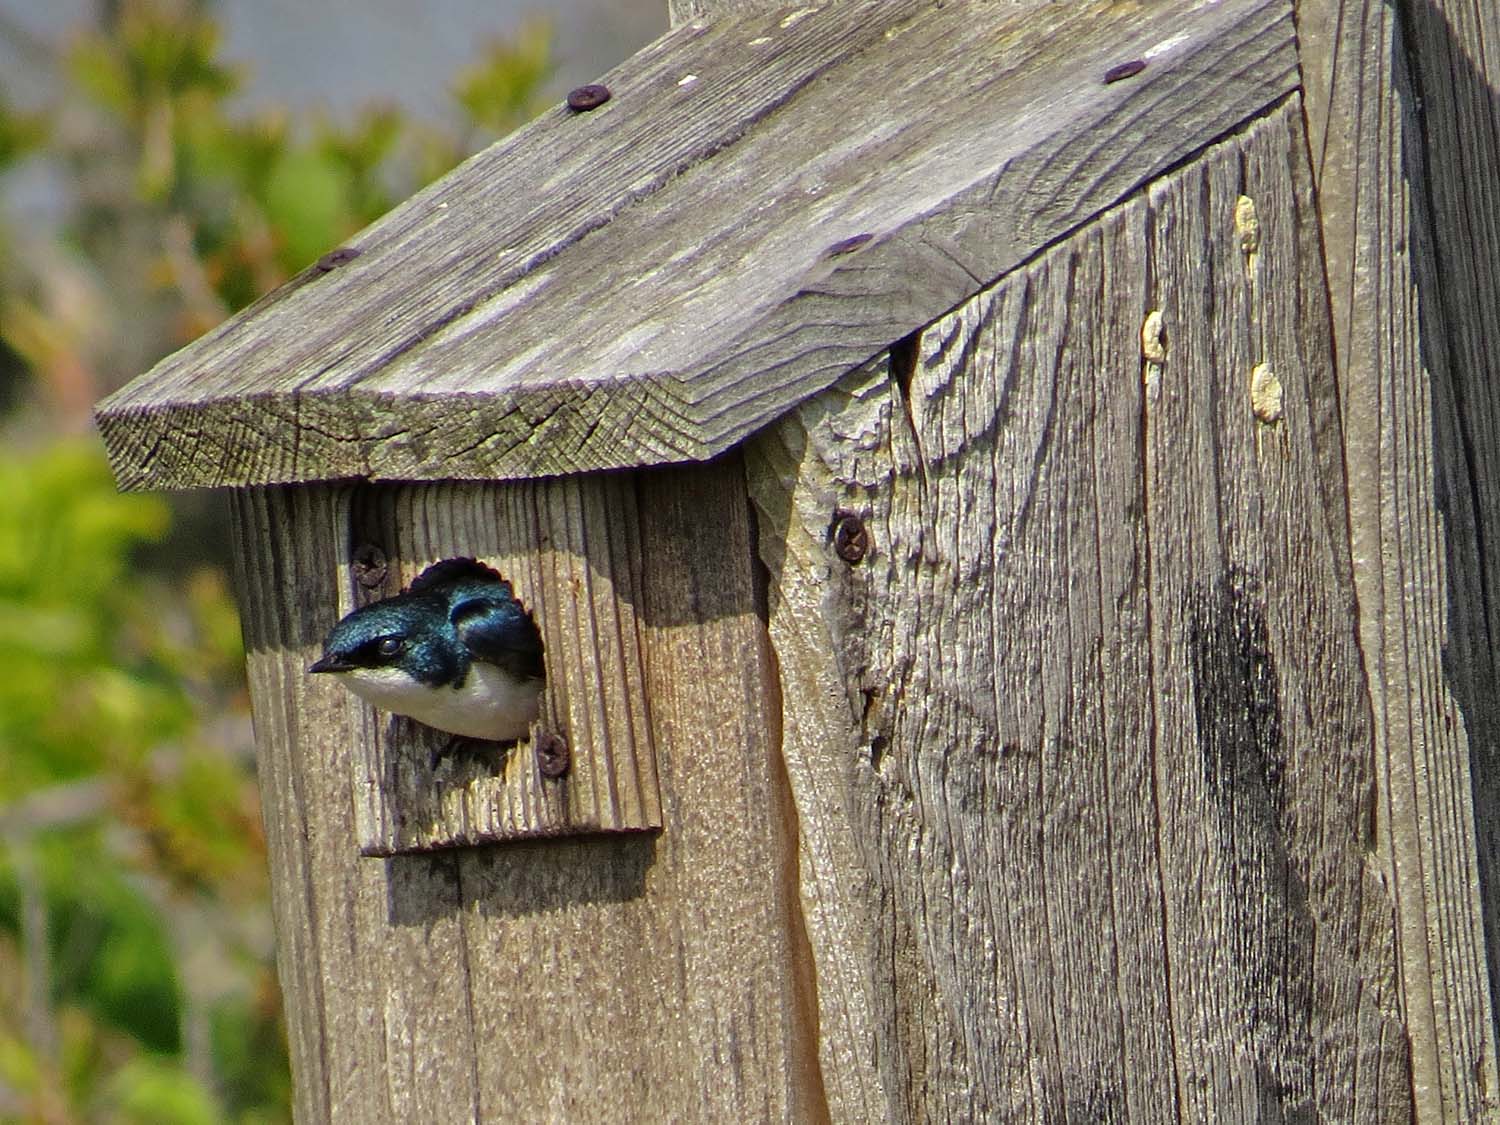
[308,558,544,742]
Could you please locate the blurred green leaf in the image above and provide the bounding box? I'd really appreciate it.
[0,1029,41,1096]
[453,19,553,135]
[211,984,292,1119]
[260,146,354,270]
[69,36,136,118]
[0,442,189,792]
[39,832,179,1053]
[0,96,46,173]
[104,1055,219,1125]
[149,754,263,890]
[70,2,237,123]
[0,2,554,1119]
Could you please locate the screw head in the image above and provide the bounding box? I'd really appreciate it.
[566,84,611,111]
[535,731,571,779]
[316,246,362,272]
[1103,59,1147,84]
[827,233,873,256]
[351,543,388,589]
[830,511,870,564]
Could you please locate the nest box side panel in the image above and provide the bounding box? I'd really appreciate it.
[229,484,484,1123]
[333,476,662,855]
[1298,0,1500,1114]
[229,464,813,1121]
[747,99,1412,1119]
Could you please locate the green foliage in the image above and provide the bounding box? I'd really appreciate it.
[104,1055,221,1125]
[0,0,554,1120]
[0,443,268,1116]
[0,442,180,789]
[0,87,46,173]
[453,20,554,136]
[57,0,554,333]
[260,145,356,269]
[210,985,293,1120]
[33,829,181,1052]
[69,4,235,120]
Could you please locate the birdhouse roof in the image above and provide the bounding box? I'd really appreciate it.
[96,0,1294,490]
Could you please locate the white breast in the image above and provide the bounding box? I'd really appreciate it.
[337,663,542,741]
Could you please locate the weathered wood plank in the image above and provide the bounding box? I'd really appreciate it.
[230,486,481,1123]
[1295,0,1500,1115]
[667,0,780,25]
[230,460,810,1121]
[338,477,661,855]
[747,99,1411,1120]
[98,0,1297,491]
[1138,98,1410,1119]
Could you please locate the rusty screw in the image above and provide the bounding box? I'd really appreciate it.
[535,730,571,779]
[830,511,870,564]
[315,246,362,272]
[1103,60,1147,84]
[351,543,388,589]
[566,84,611,111]
[828,232,874,257]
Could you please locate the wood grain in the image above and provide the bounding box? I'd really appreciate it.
[667,0,781,23]
[230,458,812,1121]
[230,485,480,1123]
[1295,0,1500,1115]
[747,99,1411,1120]
[336,477,661,855]
[98,0,1297,490]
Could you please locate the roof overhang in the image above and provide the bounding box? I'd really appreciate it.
[97,0,1297,490]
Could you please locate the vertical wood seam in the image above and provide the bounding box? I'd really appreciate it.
[233,489,330,1122]
[453,857,484,1123]
[1134,190,1192,1125]
[744,481,834,1125]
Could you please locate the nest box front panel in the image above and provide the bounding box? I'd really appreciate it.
[329,476,661,855]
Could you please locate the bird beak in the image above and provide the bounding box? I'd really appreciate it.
[308,654,352,674]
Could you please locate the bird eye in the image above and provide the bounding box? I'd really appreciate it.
[377,636,403,657]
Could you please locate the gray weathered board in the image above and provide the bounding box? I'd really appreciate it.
[1294,0,1500,1116]
[746,98,1412,1120]
[230,461,816,1122]
[89,0,1500,1114]
[288,477,662,855]
[97,0,1298,489]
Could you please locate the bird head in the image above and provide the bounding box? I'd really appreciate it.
[308,593,466,688]
[308,558,544,741]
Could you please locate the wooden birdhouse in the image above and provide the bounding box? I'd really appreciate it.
[97,0,1500,1118]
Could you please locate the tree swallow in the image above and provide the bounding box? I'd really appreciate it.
[309,558,544,741]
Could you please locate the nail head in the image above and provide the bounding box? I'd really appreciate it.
[535,731,571,779]
[828,233,874,256]
[316,246,362,272]
[1104,60,1147,84]
[566,84,611,111]
[831,511,870,564]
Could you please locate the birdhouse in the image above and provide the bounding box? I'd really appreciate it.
[96,0,1500,1118]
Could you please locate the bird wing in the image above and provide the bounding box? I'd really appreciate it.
[409,559,545,680]
[450,588,546,682]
